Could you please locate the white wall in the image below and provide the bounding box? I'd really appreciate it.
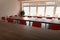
[0,0,20,18]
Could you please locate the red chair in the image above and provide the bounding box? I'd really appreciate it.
[37,16,42,18]
[32,21,41,28]
[9,16,13,18]
[20,20,26,25]
[46,17,52,19]
[7,18,14,23]
[49,23,60,30]
[1,16,5,22]
[27,16,32,18]
[58,18,60,20]
[14,15,18,17]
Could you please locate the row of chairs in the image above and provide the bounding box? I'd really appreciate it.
[3,15,59,20]
[1,16,41,27]
[27,16,53,19]
[1,16,60,30]
[1,16,53,22]
[20,20,60,30]
[27,16,60,20]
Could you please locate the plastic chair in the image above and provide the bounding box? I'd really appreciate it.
[46,17,52,19]
[32,21,41,28]
[27,16,32,18]
[7,18,14,23]
[1,16,5,22]
[58,18,60,20]
[37,16,42,18]
[49,23,60,30]
[20,20,26,25]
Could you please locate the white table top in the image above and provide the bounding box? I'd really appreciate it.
[13,17,60,24]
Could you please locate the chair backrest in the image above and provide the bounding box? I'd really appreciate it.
[9,16,13,18]
[20,20,26,25]
[1,16,5,21]
[27,16,32,18]
[49,23,60,30]
[58,18,60,20]
[46,17,52,19]
[32,21,41,28]
[7,18,13,23]
[37,16,42,18]
[1,16,5,20]
[14,15,18,17]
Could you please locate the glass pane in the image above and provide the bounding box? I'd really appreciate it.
[23,3,29,6]
[29,2,37,6]
[46,2,55,5]
[30,7,36,16]
[45,6,54,17]
[23,7,29,16]
[38,7,45,16]
[56,7,60,17]
[37,2,45,5]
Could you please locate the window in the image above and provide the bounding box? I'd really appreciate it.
[22,2,29,6]
[46,2,55,5]
[56,7,60,17]
[23,7,29,16]
[22,1,58,17]
[38,7,45,16]
[45,6,54,17]
[30,7,36,16]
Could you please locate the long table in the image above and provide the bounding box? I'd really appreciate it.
[13,17,60,24]
[13,17,60,23]
[12,17,60,28]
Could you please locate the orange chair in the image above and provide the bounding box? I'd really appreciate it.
[32,21,41,28]
[49,23,60,30]
[7,18,14,23]
[46,17,52,19]
[20,20,26,25]
[1,16,5,22]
